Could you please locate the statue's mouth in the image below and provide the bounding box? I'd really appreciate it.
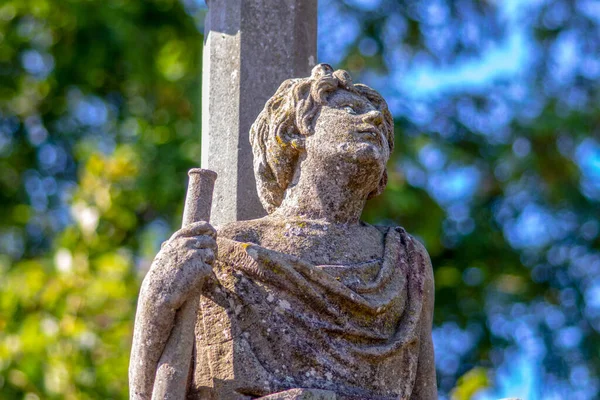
[356,127,382,146]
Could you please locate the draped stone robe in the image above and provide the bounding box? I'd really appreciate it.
[189,227,434,400]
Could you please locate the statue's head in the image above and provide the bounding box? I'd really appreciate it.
[250,63,395,214]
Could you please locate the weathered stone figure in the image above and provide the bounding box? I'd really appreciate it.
[130,64,436,400]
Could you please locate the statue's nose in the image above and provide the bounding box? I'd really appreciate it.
[362,110,383,126]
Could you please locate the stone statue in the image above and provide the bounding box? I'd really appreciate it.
[130,64,437,400]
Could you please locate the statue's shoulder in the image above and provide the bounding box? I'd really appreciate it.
[395,228,435,296]
[381,225,431,260]
[382,225,433,277]
[407,232,432,262]
[216,217,284,245]
[216,219,262,244]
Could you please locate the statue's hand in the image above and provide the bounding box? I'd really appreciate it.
[143,220,217,310]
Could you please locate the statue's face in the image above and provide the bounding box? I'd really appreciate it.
[307,88,390,168]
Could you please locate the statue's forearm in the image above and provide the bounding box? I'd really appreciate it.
[409,236,437,400]
[129,277,178,399]
[129,247,212,399]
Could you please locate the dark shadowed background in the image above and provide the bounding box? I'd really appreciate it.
[0,0,599,399]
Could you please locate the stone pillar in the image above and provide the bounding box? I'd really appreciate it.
[201,0,318,226]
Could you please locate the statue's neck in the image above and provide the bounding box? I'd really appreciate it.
[274,156,380,225]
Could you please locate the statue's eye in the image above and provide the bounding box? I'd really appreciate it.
[344,106,356,115]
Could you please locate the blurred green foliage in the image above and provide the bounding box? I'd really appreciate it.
[0,0,203,398]
[0,0,599,399]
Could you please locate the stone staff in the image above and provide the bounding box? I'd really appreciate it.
[151,168,217,400]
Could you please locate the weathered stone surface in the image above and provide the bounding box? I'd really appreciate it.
[257,388,337,400]
[130,65,437,400]
[201,0,318,226]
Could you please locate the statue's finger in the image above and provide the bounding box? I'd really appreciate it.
[177,240,216,265]
[171,221,216,240]
[195,248,216,265]
[181,236,218,252]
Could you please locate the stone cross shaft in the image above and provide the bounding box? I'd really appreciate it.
[201,0,318,226]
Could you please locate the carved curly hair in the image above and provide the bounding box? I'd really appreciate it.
[249,63,395,214]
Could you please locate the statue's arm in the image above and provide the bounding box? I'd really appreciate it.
[409,238,438,400]
[129,221,216,399]
[129,268,178,399]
